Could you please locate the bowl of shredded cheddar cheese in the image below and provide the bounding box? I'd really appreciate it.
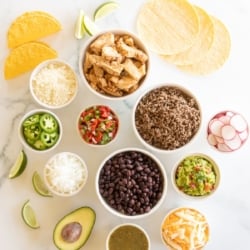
[161,207,210,250]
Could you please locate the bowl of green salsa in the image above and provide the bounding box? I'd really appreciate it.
[171,153,220,199]
[106,223,150,250]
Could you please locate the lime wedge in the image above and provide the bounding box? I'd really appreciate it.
[8,150,27,179]
[32,171,53,197]
[75,9,86,39]
[82,15,99,36]
[94,1,119,21]
[21,200,40,229]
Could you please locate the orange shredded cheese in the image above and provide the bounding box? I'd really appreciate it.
[161,207,209,250]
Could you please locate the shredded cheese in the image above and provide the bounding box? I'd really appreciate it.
[32,61,77,107]
[44,152,87,195]
[161,207,209,250]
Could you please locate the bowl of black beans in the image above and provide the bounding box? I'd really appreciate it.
[96,147,167,219]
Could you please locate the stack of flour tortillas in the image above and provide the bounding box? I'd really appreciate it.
[4,11,61,80]
[137,0,231,75]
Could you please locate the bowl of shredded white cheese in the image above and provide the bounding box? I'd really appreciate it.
[43,152,88,197]
[30,59,78,109]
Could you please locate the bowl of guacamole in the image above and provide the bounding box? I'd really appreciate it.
[172,153,220,199]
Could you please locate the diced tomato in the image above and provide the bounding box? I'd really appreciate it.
[78,105,118,145]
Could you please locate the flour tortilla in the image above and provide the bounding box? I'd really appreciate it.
[178,16,231,75]
[136,0,199,55]
[4,41,57,80]
[7,11,61,48]
[163,6,214,65]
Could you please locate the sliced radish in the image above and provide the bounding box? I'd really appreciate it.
[238,130,249,141]
[221,125,236,140]
[218,115,230,124]
[207,134,217,146]
[215,135,224,144]
[226,111,235,117]
[224,134,242,151]
[230,114,248,132]
[209,119,224,137]
[217,143,232,152]
[214,112,227,119]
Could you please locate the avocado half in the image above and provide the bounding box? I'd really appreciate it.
[53,206,96,250]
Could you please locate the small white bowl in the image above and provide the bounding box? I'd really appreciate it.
[132,83,202,154]
[79,29,150,101]
[43,152,88,197]
[96,147,167,219]
[161,207,210,249]
[18,109,62,153]
[76,104,119,147]
[207,110,249,153]
[106,223,150,250]
[171,153,220,200]
[30,59,78,109]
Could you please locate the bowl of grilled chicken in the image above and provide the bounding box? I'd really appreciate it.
[79,30,150,100]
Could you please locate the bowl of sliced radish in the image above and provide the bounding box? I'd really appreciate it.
[207,110,249,152]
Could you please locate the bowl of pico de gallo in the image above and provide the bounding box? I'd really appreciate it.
[76,104,119,147]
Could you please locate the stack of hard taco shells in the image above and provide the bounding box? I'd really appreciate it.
[4,11,61,80]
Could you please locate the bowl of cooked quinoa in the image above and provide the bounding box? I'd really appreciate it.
[79,30,150,100]
[132,84,202,153]
[30,59,78,109]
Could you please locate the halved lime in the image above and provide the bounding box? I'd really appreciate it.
[21,200,40,229]
[32,171,53,197]
[93,1,119,21]
[82,15,99,36]
[75,9,86,39]
[8,150,27,179]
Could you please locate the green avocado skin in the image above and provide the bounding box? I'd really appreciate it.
[53,206,96,250]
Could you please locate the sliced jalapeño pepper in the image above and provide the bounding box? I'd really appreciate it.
[22,114,40,127]
[32,140,47,150]
[40,131,59,147]
[39,114,58,133]
[23,124,41,141]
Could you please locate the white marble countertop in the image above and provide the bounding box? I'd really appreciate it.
[1,0,250,249]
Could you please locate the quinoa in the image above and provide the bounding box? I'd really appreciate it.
[134,86,201,150]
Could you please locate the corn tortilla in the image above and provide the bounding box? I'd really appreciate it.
[163,6,214,65]
[7,11,61,48]
[4,41,57,80]
[136,0,199,55]
[178,16,231,75]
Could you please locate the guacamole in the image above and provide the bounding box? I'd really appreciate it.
[175,155,216,196]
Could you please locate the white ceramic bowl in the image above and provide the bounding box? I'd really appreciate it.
[76,104,120,147]
[95,147,167,219]
[18,109,62,153]
[207,110,249,153]
[160,207,210,249]
[132,83,202,154]
[106,223,150,250]
[30,59,78,109]
[79,29,150,101]
[171,153,220,200]
[43,152,88,197]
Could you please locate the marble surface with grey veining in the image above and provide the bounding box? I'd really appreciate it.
[1,0,250,249]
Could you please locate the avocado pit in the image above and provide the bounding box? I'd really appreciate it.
[61,222,82,243]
